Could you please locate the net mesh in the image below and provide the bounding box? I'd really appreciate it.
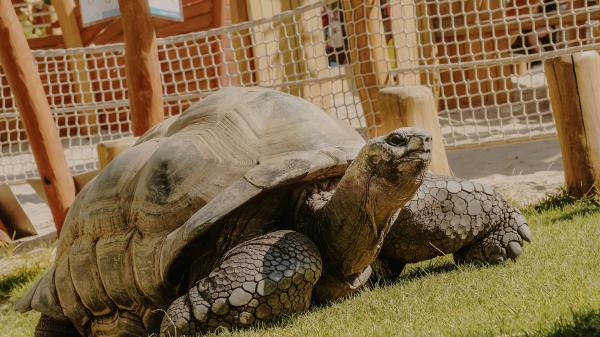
[2,0,600,183]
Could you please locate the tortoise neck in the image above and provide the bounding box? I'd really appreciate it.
[317,167,397,276]
[301,160,418,301]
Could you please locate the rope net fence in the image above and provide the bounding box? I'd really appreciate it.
[2,0,600,183]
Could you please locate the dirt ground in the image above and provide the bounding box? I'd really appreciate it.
[448,138,564,206]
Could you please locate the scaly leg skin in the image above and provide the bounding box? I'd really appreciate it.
[34,315,81,337]
[160,230,322,336]
[381,173,532,269]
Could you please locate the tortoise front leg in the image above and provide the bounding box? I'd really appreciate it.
[381,174,532,267]
[34,315,81,337]
[160,230,322,336]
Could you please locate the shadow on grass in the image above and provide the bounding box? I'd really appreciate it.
[397,261,458,283]
[0,267,42,302]
[537,309,600,337]
[524,189,600,223]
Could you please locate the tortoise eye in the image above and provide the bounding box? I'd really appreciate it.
[386,134,406,147]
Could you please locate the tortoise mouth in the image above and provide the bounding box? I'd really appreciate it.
[394,148,431,164]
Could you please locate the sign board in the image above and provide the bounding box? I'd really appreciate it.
[80,0,120,26]
[80,0,183,27]
[149,0,184,21]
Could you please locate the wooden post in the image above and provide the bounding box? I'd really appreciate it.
[341,0,389,138]
[415,1,440,103]
[246,1,295,93]
[378,86,451,175]
[230,1,255,86]
[212,0,228,87]
[0,0,76,232]
[294,0,333,110]
[118,0,165,136]
[50,0,82,48]
[389,0,420,86]
[97,138,137,169]
[245,1,330,106]
[544,51,600,197]
[50,0,97,135]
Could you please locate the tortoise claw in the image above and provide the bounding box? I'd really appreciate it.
[518,224,532,243]
[507,241,523,259]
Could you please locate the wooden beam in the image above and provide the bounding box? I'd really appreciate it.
[0,184,37,238]
[544,51,600,197]
[50,0,82,47]
[439,5,600,39]
[118,0,165,136]
[378,86,451,175]
[0,0,76,233]
[50,0,97,135]
[27,34,65,49]
[341,0,389,137]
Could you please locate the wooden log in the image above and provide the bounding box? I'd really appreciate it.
[118,0,165,136]
[544,51,600,197]
[341,0,389,137]
[378,86,451,175]
[0,0,76,233]
[97,138,137,169]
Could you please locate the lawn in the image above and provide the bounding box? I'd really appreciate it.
[1,193,599,337]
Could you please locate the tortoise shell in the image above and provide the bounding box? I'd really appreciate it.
[18,87,365,331]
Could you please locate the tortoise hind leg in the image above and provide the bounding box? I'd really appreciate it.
[160,230,322,336]
[454,208,532,265]
[35,315,81,337]
[382,174,532,268]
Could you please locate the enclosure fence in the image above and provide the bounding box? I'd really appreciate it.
[2,0,600,184]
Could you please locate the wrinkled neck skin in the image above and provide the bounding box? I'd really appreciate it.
[304,156,425,302]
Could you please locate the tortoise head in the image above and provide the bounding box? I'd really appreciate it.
[312,127,431,301]
[361,127,432,192]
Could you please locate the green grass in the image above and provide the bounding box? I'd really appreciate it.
[1,192,599,337]
[0,247,53,337]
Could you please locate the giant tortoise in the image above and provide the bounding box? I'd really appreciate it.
[17,87,530,336]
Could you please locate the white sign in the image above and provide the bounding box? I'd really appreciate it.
[80,0,120,27]
[80,0,183,27]
[149,0,183,21]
